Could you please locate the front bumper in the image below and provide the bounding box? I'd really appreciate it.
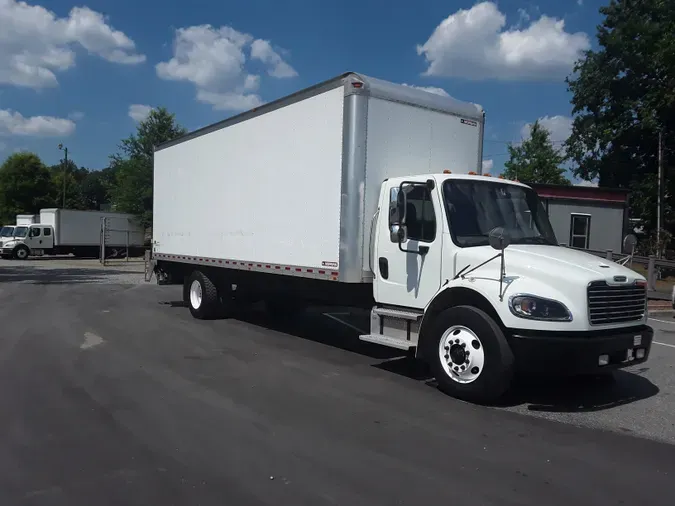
[508,325,653,375]
[0,247,13,255]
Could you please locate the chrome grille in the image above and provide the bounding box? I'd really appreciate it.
[587,281,646,325]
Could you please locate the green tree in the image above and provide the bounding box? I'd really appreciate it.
[80,166,118,211]
[0,152,54,224]
[110,107,186,228]
[502,121,570,185]
[49,160,88,210]
[565,0,675,239]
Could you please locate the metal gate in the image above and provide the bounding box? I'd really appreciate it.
[99,216,135,265]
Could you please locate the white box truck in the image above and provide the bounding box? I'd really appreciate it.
[1,208,144,259]
[147,72,653,403]
[16,214,39,226]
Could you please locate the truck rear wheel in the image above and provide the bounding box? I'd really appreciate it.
[186,270,220,319]
[427,305,514,404]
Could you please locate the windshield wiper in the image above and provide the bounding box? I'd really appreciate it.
[514,236,554,245]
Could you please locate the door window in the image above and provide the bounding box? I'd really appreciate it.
[388,185,436,242]
[29,228,41,238]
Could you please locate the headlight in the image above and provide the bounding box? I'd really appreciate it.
[508,294,572,321]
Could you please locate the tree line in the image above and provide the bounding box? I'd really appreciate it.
[0,0,671,252]
[0,108,186,229]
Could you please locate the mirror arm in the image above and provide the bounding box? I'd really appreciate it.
[398,241,428,256]
[458,253,501,279]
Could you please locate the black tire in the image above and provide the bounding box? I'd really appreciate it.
[426,305,514,404]
[185,270,220,319]
[13,245,29,260]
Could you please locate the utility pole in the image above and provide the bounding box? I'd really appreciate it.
[58,144,68,208]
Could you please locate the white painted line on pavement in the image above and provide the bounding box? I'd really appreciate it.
[654,341,675,349]
[81,332,104,350]
[322,313,368,335]
[649,317,675,325]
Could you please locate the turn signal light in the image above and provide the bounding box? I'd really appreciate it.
[468,171,477,175]
[443,169,452,174]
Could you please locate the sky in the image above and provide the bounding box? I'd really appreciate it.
[0,0,605,184]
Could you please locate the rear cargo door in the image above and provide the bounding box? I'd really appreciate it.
[374,182,443,309]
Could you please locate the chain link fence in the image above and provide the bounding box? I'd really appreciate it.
[99,217,146,266]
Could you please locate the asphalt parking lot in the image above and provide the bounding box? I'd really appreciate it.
[1,258,675,505]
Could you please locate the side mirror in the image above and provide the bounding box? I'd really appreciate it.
[396,225,408,244]
[488,227,511,251]
[623,233,638,254]
[388,185,409,243]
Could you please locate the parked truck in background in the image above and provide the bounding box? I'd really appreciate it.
[16,214,39,226]
[1,208,144,259]
[0,215,39,248]
[146,72,653,403]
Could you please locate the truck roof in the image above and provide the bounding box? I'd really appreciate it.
[390,173,531,189]
[155,71,485,152]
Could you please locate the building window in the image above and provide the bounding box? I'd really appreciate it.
[570,214,591,249]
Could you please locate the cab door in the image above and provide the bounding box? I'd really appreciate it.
[24,226,41,250]
[373,180,444,309]
[24,226,54,251]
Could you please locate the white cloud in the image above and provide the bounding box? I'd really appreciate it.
[417,2,590,81]
[574,179,598,187]
[0,109,75,136]
[156,25,297,111]
[128,104,153,122]
[0,0,145,89]
[520,115,573,145]
[401,83,450,97]
[482,159,494,171]
[250,39,298,78]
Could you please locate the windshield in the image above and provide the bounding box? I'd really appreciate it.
[13,226,28,238]
[0,226,14,237]
[442,179,557,247]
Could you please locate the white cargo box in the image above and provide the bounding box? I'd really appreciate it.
[16,214,39,226]
[39,209,144,247]
[153,72,484,283]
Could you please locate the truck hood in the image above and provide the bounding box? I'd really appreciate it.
[454,244,643,286]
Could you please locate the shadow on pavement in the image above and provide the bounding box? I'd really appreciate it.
[160,300,660,412]
[160,300,403,360]
[494,369,660,413]
[0,266,141,284]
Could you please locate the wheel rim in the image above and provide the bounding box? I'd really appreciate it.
[189,279,203,309]
[438,325,485,384]
[17,248,27,259]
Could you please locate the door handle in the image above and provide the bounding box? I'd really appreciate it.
[378,257,389,279]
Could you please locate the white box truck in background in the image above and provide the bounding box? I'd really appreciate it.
[147,72,653,403]
[1,208,144,259]
[16,214,39,226]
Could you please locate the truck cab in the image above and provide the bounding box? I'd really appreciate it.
[0,224,54,259]
[365,172,651,402]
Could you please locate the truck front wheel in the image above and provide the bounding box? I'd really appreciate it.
[428,305,514,404]
[13,245,29,260]
[186,270,220,319]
